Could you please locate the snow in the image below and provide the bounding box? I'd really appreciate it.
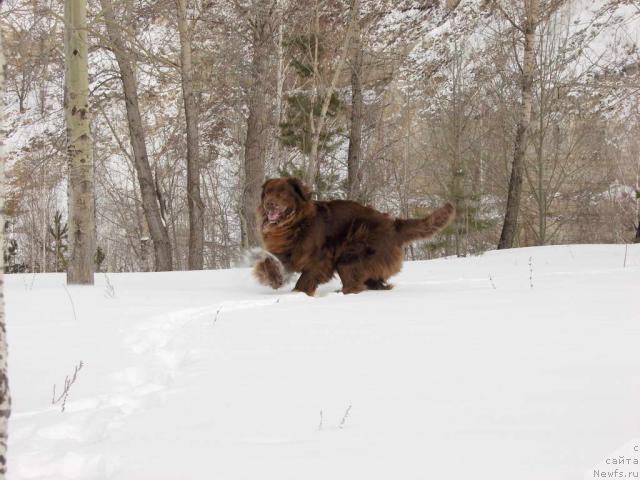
[6,244,640,479]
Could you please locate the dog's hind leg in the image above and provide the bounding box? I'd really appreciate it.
[359,245,402,292]
[336,264,367,294]
[364,278,393,290]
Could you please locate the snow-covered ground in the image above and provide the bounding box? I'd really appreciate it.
[6,244,640,479]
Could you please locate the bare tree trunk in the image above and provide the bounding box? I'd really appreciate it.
[65,0,96,284]
[99,0,173,270]
[176,0,204,269]
[304,0,357,187]
[0,17,11,475]
[273,9,285,168]
[40,171,46,272]
[449,36,465,257]
[635,133,639,243]
[498,3,537,250]
[347,0,363,201]
[242,0,274,247]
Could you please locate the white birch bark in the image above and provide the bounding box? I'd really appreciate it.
[64,0,96,283]
[0,14,12,476]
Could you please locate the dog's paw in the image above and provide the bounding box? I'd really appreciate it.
[253,257,284,289]
[292,287,315,297]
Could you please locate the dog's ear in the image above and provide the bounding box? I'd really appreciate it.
[287,177,311,203]
[261,179,275,199]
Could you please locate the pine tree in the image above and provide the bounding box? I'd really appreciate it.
[48,211,68,272]
[279,34,346,160]
[94,246,106,272]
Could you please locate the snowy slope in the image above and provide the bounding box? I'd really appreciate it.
[6,244,640,480]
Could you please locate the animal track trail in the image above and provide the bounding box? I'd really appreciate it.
[17,295,305,480]
[119,295,304,400]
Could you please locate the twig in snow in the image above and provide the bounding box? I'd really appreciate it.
[623,244,628,269]
[338,405,352,429]
[52,361,84,412]
[488,274,496,290]
[104,273,116,299]
[528,256,534,289]
[213,306,223,325]
[63,284,78,322]
[23,272,36,291]
[318,410,323,431]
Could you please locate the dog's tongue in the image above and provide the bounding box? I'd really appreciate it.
[267,211,281,222]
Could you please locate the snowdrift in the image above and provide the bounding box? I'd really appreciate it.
[6,244,640,479]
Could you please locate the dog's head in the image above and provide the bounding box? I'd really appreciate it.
[259,177,311,226]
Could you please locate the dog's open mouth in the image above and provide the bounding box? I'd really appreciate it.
[266,208,289,224]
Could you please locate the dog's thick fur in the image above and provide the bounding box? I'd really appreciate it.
[254,177,455,296]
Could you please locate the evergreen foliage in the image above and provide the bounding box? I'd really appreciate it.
[48,210,68,272]
[279,33,345,157]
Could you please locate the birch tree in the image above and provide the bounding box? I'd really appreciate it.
[65,0,96,284]
[0,6,12,473]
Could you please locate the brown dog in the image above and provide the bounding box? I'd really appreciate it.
[253,177,455,296]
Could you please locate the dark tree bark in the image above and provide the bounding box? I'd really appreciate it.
[347,0,363,201]
[176,0,204,269]
[99,0,173,270]
[241,0,276,247]
[498,2,538,250]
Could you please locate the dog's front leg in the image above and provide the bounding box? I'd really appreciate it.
[293,253,334,296]
[253,256,284,289]
[293,270,320,296]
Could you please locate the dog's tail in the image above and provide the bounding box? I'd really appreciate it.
[394,203,455,245]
